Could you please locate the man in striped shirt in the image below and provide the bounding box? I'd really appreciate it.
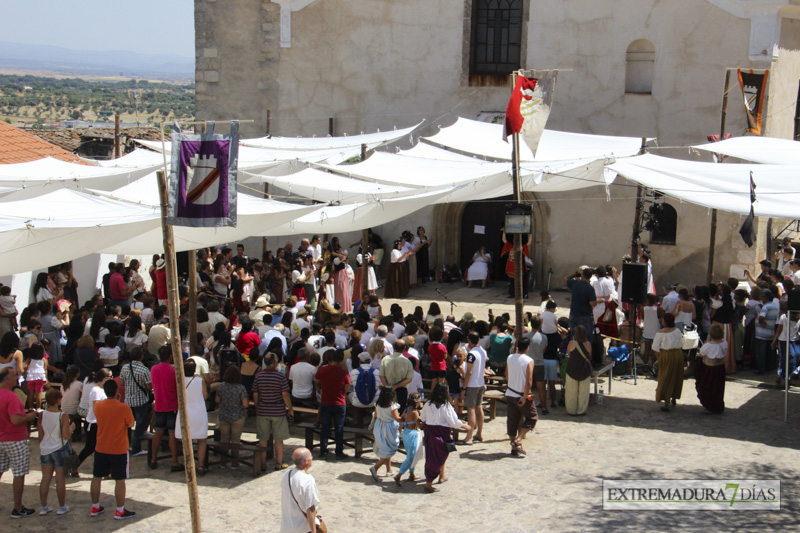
[253,353,294,471]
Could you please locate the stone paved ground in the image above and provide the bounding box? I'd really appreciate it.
[4,283,800,532]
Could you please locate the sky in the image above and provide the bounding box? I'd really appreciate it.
[0,0,195,58]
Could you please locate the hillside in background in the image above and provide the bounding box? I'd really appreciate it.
[0,41,194,81]
[0,74,194,127]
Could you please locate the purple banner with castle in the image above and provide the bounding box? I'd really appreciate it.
[167,120,239,227]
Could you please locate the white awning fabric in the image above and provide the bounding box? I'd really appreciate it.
[264,190,452,236]
[608,154,800,219]
[134,139,366,172]
[239,122,422,150]
[100,194,322,255]
[422,117,644,162]
[693,136,800,165]
[0,189,161,276]
[0,157,158,201]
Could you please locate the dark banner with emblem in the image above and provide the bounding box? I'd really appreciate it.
[737,69,769,136]
[168,120,239,227]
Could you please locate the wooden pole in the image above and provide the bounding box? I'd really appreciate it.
[794,81,800,141]
[360,144,369,299]
[629,138,648,259]
[188,249,197,355]
[708,70,731,285]
[114,114,121,159]
[156,170,202,532]
[263,110,271,255]
[511,70,524,341]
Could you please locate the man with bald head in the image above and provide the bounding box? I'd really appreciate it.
[281,447,320,533]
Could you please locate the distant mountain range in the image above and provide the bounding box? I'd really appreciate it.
[0,41,194,80]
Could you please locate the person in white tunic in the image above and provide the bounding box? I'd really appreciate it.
[174,360,209,474]
[466,247,491,288]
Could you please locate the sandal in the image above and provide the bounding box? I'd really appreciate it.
[424,486,439,493]
[660,406,670,412]
[438,476,448,484]
[456,440,473,446]
[394,474,402,487]
[197,466,207,476]
[474,436,483,442]
[274,463,288,471]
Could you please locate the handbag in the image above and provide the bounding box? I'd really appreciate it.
[566,342,593,381]
[682,327,700,350]
[444,440,457,454]
[289,469,327,533]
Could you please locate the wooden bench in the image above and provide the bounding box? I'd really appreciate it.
[292,405,319,422]
[482,390,506,421]
[296,422,374,457]
[207,440,271,478]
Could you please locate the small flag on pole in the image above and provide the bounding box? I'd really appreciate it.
[739,171,757,247]
[168,120,239,227]
[503,71,557,156]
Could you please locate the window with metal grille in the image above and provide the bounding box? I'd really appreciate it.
[470,0,523,76]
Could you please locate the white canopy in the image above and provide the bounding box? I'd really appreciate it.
[94,148,165,168]
[0,156,158,201]
[134,139,365,173]
[694,136,800,165]
[239,122,421,150]
[263,190,452,236]
[0,189,161,276]
[608,154,800,219]
[422,117,645,161]
[100,193,322,255]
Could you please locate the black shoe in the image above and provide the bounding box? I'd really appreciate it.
[11,506,35,518]
[335,453,349,460]
[319,452,328,460]
[541,408,549,415]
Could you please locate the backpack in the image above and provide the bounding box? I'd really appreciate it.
[355,367,377,405]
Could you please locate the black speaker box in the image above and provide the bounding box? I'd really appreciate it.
[621,262,648,305]
[788,289,800,312]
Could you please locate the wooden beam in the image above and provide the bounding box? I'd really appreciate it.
[156,170,202,532]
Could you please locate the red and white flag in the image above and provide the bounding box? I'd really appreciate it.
[503,71,557,156]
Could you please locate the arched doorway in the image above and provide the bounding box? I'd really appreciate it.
[432,191,547,288]
[459,195,513,280]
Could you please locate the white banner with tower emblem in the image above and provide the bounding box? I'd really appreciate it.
[168,120,239,227]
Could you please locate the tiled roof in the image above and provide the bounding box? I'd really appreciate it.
[28,126,163,153]
[0,121,87,165]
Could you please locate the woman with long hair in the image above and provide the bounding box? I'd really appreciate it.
[414,226,432,283]
[331,238,352,313]
[564,325,593,416]
[652,314,684,411]
[60,365,83,441]
[384,239,410,298]
[419,382,470,493]
[0,331,25,381]
[37,388,74,515]
[87,307,109,347]
[124,315,148,356]
[695,324,727,413]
